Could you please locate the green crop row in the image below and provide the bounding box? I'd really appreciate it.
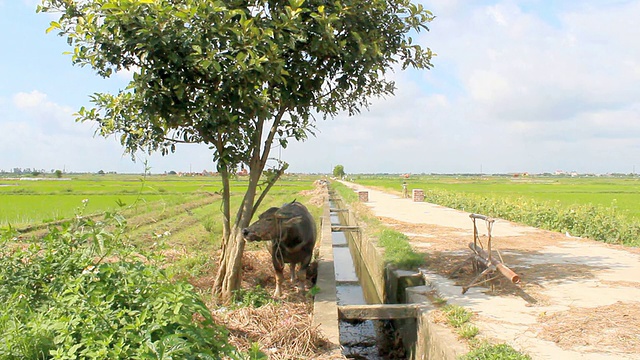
[423,189,640,247]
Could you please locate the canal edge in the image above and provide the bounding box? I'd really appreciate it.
[312,186,343,357]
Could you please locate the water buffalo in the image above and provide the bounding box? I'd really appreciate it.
[242,201,317,297]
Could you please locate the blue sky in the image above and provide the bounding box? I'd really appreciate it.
[1,0,640,174]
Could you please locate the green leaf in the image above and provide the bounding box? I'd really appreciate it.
[288,0,305,10]
[101,3,118,10]
[45,21,61,33]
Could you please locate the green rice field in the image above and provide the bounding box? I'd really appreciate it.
[3,173,639,247]
[0,174,318,228]
[353,174,640,220]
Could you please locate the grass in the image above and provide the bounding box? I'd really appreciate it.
[377,229,425,269]
[438,305,529,359]
[442,304,472,328]
[460,342,532,360]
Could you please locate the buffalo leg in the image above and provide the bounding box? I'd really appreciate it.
[273,268,285,297]
[289,263,297,282]
[272,254,285,297]
[295,253,313,292]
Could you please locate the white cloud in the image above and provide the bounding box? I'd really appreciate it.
[13,90,49,109]
[282,1,640,174]
[11,90,86,134]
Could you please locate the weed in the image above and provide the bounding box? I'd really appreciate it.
[433,297,447,306]
[457,323,479,340]
[460,341,531,360]
[307,285,321,298]
[442,304,472,328]
[230,285,275,309]
[170,253,212,278]
[202,217,216,233]
[247,342,269,359]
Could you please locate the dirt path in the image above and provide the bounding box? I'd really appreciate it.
[340,181,640,360]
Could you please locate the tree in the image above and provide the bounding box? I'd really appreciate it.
[38,0,434,300]
[54,170,63,178]
[333,165,345,178]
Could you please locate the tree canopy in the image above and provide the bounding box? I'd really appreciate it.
[38,0,435,298]
[39,0,433,167]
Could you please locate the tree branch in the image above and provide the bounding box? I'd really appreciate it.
[251,162,288,218]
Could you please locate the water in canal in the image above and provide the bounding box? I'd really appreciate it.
[330,206,403,359]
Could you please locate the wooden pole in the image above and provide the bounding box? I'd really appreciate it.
[469,243,520,284]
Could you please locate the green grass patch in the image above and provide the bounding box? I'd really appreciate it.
[377,229,425,269]
[230,285,275,309]
[442,304,472,328]
[440,305,479,340]
[457,323,480,340]
[460,342,531,360]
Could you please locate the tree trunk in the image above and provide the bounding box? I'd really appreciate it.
[212,150,262,301]
[212,159,238,301]
[213,225,246,301]
[212,112,284,301]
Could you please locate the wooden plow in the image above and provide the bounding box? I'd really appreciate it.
[450,213,520,294]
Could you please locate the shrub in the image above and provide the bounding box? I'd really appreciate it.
[0,209,237,359]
